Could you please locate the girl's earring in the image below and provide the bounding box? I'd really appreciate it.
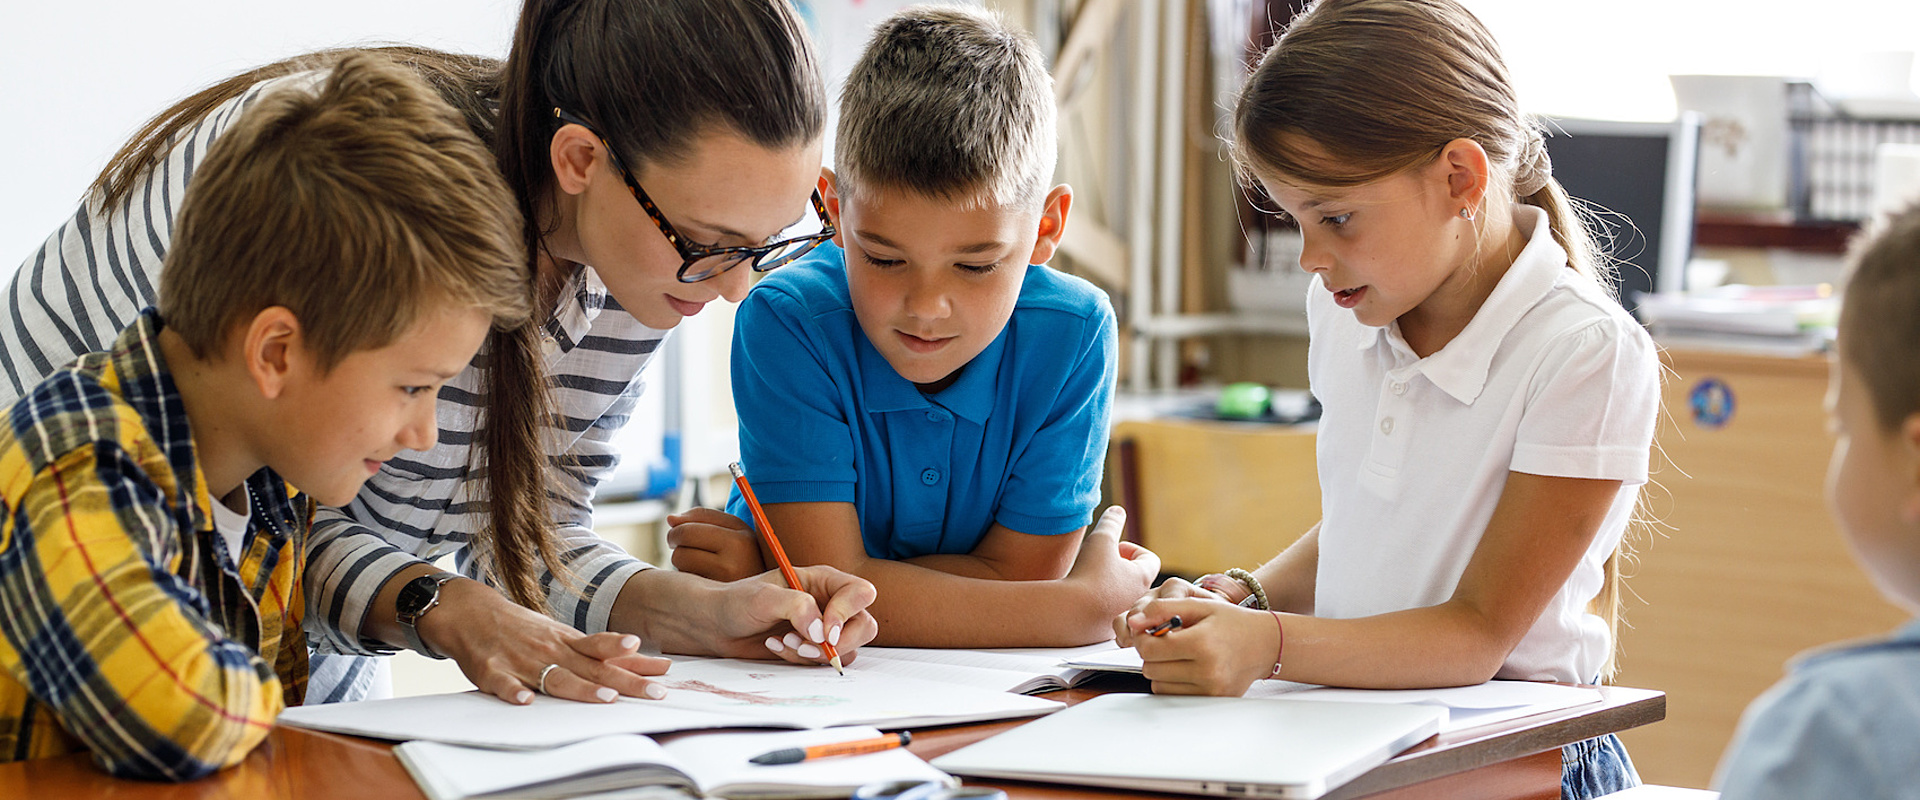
[1459,207,1475,221]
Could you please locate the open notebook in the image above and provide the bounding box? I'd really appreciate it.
[280,658,1061,749]
[931,694,1445,800]
[850,643,1122,694]
[399,726,955,800]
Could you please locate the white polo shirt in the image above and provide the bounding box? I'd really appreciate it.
[1306,204,1659,684]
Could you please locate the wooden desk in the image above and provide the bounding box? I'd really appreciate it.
[1,682,1663,800]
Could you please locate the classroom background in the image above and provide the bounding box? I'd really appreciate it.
[7,0,1920,790]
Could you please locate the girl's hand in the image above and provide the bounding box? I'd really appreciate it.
[423,579,672,705]
[703,565,880,665]
[1123,597,1282,696]
[1112,577,1228,646]
[667,507,767,582]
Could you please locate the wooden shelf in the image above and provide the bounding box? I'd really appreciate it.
[1694,212,1860,253]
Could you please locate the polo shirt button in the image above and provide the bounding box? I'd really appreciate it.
[927,411,946,423]
[1379,417,1395,435]
[1391,382,1406,396]
[921,468,941,486]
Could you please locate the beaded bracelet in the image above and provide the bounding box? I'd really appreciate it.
[1226,567,1270,611]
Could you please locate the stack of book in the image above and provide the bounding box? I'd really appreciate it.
[1633,284,1838,356]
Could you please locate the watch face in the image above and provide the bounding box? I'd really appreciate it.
[397,575,440,615]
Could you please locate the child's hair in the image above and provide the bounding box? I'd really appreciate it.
[159,51,529,369]
[1841,202,1920,431]
[835,3,1056,209]
[87,1,826,612]
[1230,0,1608,292]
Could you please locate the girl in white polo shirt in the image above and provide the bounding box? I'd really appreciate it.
[1113,1,1659,796]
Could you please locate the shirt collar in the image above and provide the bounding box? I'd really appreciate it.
[855,325,1005,424]
[115,310,215,533]
[1360,205,1565,405]
[541,263,611,353]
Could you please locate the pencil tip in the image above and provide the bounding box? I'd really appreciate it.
[831,655,845,675]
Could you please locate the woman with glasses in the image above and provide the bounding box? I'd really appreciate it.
[0,0,875,708]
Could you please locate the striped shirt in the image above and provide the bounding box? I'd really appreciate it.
[0,311,310,778]
[2,72,667,704]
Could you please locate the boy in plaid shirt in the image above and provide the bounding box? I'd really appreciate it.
[0,53,528,780]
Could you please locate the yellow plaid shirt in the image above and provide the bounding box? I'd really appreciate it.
[0,311,309,780]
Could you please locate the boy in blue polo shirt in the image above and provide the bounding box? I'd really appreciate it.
[669,4,1158,648]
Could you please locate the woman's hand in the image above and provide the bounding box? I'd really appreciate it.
[700,566,880,664]
[667,507,767,582]
[420,578,672,705]
[1119,596,1281,696]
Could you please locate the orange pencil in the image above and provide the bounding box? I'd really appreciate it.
[749,732,911,765]
[730,462,844,674]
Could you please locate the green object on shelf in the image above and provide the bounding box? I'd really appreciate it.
[1216,382,1271,420]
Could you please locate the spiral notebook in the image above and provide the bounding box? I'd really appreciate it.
[930,694,1444,800]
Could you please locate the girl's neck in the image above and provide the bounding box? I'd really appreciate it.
[1398,205,1529,359]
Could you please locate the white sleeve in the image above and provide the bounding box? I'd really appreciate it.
[1511,315,1660,483]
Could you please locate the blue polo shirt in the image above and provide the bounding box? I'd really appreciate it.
[725,243,1116,559]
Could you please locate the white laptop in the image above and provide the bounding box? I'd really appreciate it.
[930,694,1445,800]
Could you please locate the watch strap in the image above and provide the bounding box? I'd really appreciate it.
[397,571,461,659]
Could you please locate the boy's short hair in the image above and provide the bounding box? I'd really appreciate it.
[835,3,1056,209]
[159,52,529,369]
[1842,202,1920,431]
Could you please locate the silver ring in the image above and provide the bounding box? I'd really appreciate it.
[537,663,561,695]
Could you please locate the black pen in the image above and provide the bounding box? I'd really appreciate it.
[1146,615,1183,637]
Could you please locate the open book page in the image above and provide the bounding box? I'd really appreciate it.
[668,727,955,799]
[651,659,1061,729]
[398,726,955,800]
[280,658,1062,749]
[279,689,773,750]
[854,642,1124,693]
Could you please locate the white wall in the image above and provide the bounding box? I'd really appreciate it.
[0,1,520,267]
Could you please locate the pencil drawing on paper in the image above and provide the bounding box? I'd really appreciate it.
[657,679,849,707]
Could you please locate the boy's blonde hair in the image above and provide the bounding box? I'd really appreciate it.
[1842,203,1920,431]
[1230,0,1609,293]
[160,52,530,368]
[835,3,1056,209]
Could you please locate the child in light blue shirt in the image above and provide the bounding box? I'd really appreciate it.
[1714,204,1920,799]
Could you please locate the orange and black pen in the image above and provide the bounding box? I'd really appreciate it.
[1146,615,1183,637]
[730,462,844,674]
[750,732,911,765]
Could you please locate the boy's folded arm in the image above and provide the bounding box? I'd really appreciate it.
[0,450,282,780]
[766,502,1147,648]
[904,523,1083,581]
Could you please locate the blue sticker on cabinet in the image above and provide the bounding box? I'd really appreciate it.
[1689,378,1735,429]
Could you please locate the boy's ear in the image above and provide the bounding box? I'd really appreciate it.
[241,307,303,401]
[549,123,605,196]
[1437,138,1492,215]
[820,167,844,248]
[1027,184,1073,266]
[1903,413,1920,523]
